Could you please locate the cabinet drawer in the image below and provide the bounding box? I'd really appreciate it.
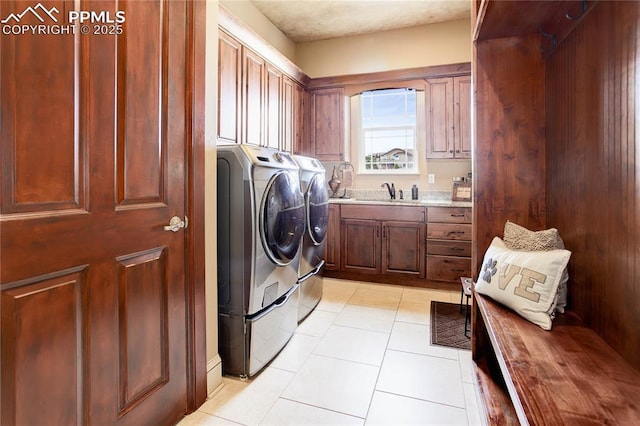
[427,207,471,223]
[427,240,471,257]
[340,204,425,222]
[426,256,471,282]
[426,223,472,240]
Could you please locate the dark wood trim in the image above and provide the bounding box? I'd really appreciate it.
[218,5,310,86]
[308,62,471,90]
[473,0,597,47]
[185,0,207,412]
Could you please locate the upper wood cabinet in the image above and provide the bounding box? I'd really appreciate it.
[425,75,471,159]
[264,63,282,149]
[242,47,266,147]
[217,31,242,144]
[283,76,306,154]
[217,30,305,153]
[310,88,345,161]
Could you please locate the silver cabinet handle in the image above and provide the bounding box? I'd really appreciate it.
[164,216,188,232]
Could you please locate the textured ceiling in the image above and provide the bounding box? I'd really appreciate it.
[250,0,470,42]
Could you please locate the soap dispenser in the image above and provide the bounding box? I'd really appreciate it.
[411,184,419,200]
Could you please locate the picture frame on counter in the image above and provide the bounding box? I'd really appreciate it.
[452,181,472,202]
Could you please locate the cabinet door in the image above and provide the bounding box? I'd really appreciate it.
[265,63,282,149]
[382,221,426,278]
[242,48,265,146]
[282,76,294,153]
[293,84,307,154]
[425,77,454,159]
[341,219,380,274]
[217,31,241,144]
[454,76,472,159]
[311,88,344,161]
[325,204,340,270]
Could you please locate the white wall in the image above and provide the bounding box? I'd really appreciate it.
[220,0,296,61]
[296,19,471,78]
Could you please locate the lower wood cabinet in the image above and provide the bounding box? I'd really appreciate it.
[341,218,426,278]
[426,207,472,282]
[325,203,471,287]
[339,204,426,279]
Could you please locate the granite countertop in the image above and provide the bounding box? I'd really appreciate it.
[327,189,472,208]
[328,198,472,208]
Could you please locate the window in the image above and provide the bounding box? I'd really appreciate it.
[360,88,417,172]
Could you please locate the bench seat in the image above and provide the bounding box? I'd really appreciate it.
[472,291,640,425]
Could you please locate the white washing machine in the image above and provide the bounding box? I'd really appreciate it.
[292,155,329,322]
[217,145,305,377]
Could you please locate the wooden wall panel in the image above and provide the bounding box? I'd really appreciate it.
[0,0,83,213]
[546,1,640,369]
[472,34,546,277]
[116,1,166,206]
[116,248,169,415]
[1,267,86,425]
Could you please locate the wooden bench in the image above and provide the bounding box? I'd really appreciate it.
[472,291,640,425]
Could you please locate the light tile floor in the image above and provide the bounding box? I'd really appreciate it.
[179,278,485,426]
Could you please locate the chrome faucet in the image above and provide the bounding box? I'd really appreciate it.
[381,182,396,200]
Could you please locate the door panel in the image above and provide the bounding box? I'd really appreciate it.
[1,267,86,426]
[1,1,190,424]
[454,76,472,158]
[1,0,80,213]
[243,48,265,146]
[383,221,426,277]
[218,31,242,144]
[341,219,380,273]
[117,0,166,205]
[425,77,454,159]
[265,64,282,149]
[116,248,169,415]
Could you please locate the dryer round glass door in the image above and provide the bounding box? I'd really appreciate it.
[261,170,305,265]
[307,173,329,245]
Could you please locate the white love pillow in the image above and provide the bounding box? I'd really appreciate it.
[475,237,571,330]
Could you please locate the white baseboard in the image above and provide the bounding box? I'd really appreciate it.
[206,354,223,397]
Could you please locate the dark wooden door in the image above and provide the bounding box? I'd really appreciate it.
[382,221,426,278]
[341,219,380,274]
[1,1,191,424]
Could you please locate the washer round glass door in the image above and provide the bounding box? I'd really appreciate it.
[307,173,329,245]
[260,170,305,265]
